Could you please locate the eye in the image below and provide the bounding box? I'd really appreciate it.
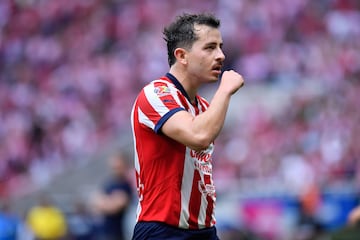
[205,45,216,50]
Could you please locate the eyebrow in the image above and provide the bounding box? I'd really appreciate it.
[204,41,223,48]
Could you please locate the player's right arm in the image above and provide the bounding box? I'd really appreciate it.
[161,70,244,151]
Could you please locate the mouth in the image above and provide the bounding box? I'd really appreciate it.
[211,65,222,75]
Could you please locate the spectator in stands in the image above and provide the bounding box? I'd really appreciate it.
[91,152,133,240]
[26,193,68,240]
[0,0,359,238]
[348,204,360,226]
[330,203,360,239]
[66,200,96,240]
[0,199,18,240]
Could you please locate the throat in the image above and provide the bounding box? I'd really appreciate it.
[190,96,198,106]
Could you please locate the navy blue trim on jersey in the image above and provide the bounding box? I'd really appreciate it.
[166,73,198,105]
[155,107,185,134]
[132,221,220,240]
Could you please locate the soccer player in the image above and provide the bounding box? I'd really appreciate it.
[131,13,244,239]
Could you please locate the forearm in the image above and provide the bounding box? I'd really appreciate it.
[161,70,244,151]
[192,70,245,146]
[191,89,231,149]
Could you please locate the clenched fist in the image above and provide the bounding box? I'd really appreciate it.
[220,70,245,95]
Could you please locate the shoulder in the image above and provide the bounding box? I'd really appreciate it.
[143,78,177,95]
[135,78,180,107]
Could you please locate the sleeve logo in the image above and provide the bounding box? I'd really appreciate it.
[154,86,171,97]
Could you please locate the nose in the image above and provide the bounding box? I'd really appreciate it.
[216,48,225,61]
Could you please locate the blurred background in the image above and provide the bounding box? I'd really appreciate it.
[0,0,359,239]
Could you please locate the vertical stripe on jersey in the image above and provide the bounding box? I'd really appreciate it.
[178,148,193,229]
[188,169,202,229]
[196,174,215,228]
[131,104,140,172]
[204,174,215,227]
[131,102,142,221]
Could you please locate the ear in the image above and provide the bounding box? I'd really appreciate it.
[174,48,187,65]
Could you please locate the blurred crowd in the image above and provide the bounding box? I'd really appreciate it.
[0,191,132,240]
[0,0,360,238]
[213,0,360,196]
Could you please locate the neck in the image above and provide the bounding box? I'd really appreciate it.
[169,68,199,103]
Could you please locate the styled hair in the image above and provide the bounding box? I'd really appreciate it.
[163,13,220,67]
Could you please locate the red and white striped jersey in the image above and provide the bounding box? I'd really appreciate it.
[131,73,217,229]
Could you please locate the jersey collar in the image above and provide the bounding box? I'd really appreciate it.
[165,72,198,105]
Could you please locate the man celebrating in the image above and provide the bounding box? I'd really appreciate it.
[131,13,244,240]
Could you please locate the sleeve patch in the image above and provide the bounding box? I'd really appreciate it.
[154,86,171,97]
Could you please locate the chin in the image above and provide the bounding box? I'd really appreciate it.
[199,74,219,83]
[210,74,220,82]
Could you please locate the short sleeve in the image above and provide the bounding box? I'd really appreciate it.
[136,80,185,133]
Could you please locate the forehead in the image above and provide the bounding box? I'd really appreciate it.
[193,24,222,44]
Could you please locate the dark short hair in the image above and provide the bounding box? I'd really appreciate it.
[163,13,220,67]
